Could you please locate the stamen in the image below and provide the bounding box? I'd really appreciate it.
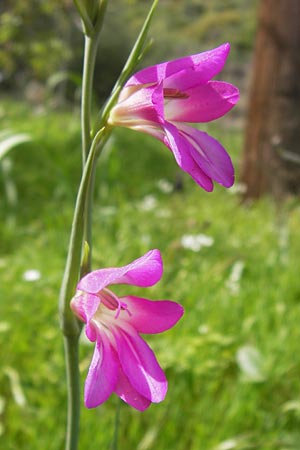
[99,288,132,319]
[119,302,132,318]
[163,88,189,99]
[100,288,119,310]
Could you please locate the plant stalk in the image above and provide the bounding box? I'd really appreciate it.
[64,334,81,450]
[60,6,110,445]
[81,35,98,166]
[60,2,156,448]
[59,130,104,450]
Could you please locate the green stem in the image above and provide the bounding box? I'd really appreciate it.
[59,131,103,336]
[60,5,109,446]
[83,153,97,272]
[59,130,104,450]
[64,334,81,450]
[59,2,156,448]
[81,0,108,165]
[81,35,99,166]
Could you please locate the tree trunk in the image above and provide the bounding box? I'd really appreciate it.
[241,0,300,199]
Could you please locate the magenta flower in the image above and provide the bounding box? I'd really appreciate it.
[71,249,183,411]
[108,43,239,191]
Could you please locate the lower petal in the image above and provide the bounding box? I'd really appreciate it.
[115,365,151,411]
[84,331,118,408]
[113,327,167,403]
[178,124,234,188]
[162,121,214,191]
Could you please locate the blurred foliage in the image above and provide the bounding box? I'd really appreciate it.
[0,0,258,100]
[0,0,75,84]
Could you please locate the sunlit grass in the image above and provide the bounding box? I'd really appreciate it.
[1,102,300,449]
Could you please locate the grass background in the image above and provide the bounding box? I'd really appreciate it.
[1,97,300,450]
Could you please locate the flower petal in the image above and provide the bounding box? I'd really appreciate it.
[115,364,151,411]
[71,292,100,341]
[77,249,163,294]
[131,120,234,190]
[179,124,234,188]
[84,331,118,408]
[125,43,230,86]
[161,121,214,191]
[109,83,163,126]
[113,327,167,402]
[119,295,184,334]
[165,81,239,123]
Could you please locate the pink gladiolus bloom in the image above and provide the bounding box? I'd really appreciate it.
[71,249,184,411]
[108,43,239,191]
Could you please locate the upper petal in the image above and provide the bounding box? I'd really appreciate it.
[119,295,184,334]
[125,43,230,86]
[77,249,163,294]
[84,331,119,408]
[165,81,239,123]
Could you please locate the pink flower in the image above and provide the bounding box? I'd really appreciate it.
[71,249,184,411]
[108,43,239,191]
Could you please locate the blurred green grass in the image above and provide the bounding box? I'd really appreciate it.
[1,102,300,449]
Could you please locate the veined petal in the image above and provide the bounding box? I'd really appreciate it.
[113,327,167,402]
[84,331,118,408]
[77,249,163,294]
[162,121,214,191]
[115,364,151,411]
[125,43,230,86]
[179,124,234,188]
[128,120,215,191]
[165,81,239,123]
[119,295,184,334]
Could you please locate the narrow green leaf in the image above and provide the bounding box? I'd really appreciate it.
[0,132,31,161]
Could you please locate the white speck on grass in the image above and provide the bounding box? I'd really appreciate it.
[4,367,27,407]
[157,179,173,194]
[139,195,157,211]
[99,206,117,216]
[236,345,265,382]
[22,269,41,282]
[226,261,244,295]
[214,439,238,450]
[180,234,214,252]
[198,324,210,335]
[227,182,247,195]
